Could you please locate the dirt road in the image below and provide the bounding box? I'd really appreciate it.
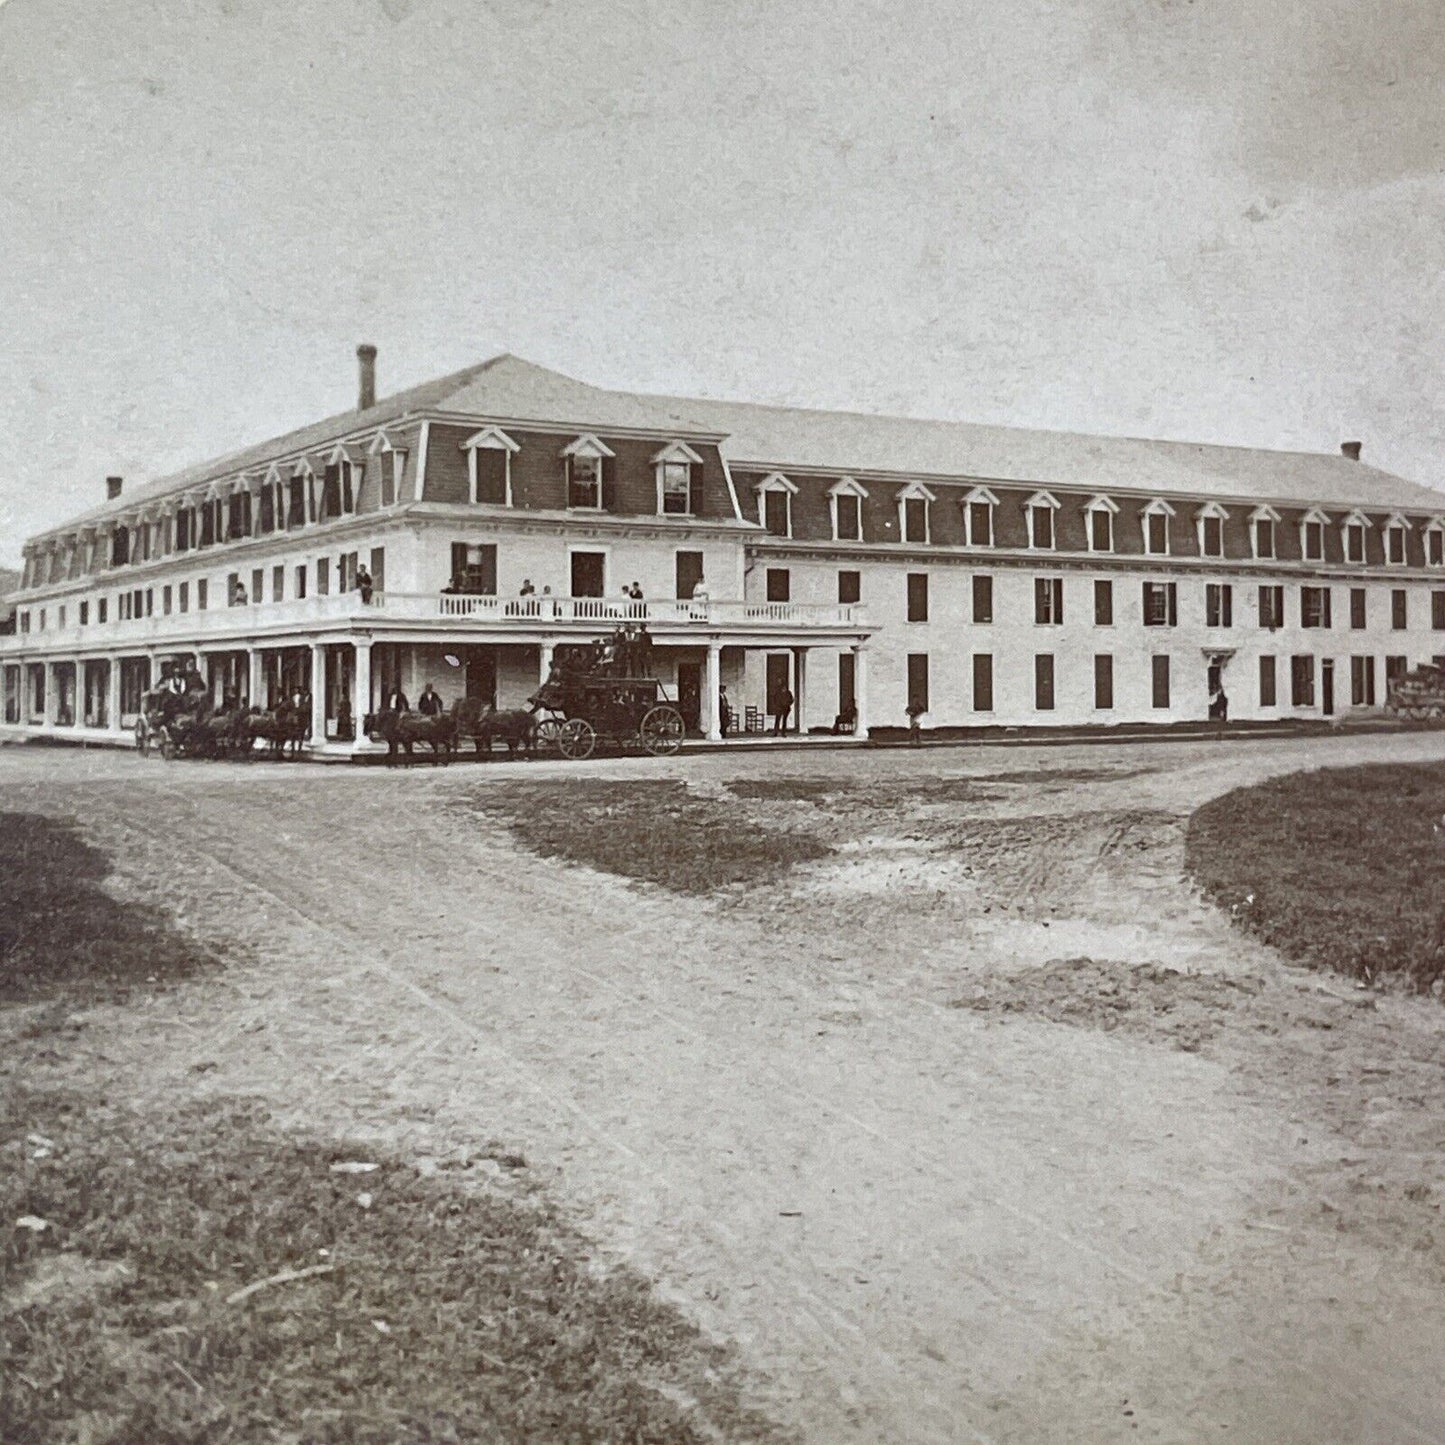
[3,732,1444,1443]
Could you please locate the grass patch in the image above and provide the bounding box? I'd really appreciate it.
[0,1088,787,1444]
[1187,762,1445,993]
[0,813,207,1005]
[466,782,832,893]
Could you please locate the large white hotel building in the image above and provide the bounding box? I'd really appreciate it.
[3,348,1444,752]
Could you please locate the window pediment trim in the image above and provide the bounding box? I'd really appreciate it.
[1383,512,1410,530]
[896,480,937,503]
[1340,508,1372,529]
[1300,506,1330,525]
[827,475,870,498]
[755,472,798,494]
[1250,504,1282,523]
[1026,490,1061,510]
[561,433,616,460]
[1194,501,1230,520]
[463,425,521,454]
[964,485,999,506]
[1141,498,1177,517]
[1085,494,1120,514]
[650,439,704,466]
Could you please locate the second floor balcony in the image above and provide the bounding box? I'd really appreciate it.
[0,591,870,656]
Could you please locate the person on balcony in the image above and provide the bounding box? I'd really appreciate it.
[417,682,444,717]
[230,578,248,607]
[690,576,710,620]
[355,564,374,604]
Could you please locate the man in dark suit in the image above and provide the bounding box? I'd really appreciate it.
[417,682,444,717]
[384,683,410,712]
[772,686,794,735]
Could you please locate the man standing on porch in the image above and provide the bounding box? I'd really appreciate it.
[418,682,443,717]
[772,684,794,736]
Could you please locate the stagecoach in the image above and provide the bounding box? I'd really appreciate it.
[538,673,686,759]
[135,688,252,760]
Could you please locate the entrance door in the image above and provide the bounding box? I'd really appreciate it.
[766,653,792,725]
[570,551,606,598]
[676,661,701,731]
[1321,658,1335,716]
[465,646,497,705]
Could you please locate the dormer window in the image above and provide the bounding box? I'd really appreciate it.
[1026,491,1060,550]
[1300,507,1328,561]
[964,487,996,547]
[1426,520,1445,567]
[1250,505,1280,559]
[321,448,362,520]
[1384,515,1408,565]
[288,461,315,527]
[111,524,130,566]
[226,485,253,539]
[1085,496,1118,553]
[371,429,410,507]
[562,434,614,510]
[1196,502,1228,558]
[1142,499,1174,556]
[652,440,703,516]
[463,426,519,506]
[897,481,935,544]
[1341,510,1370,564]
[828,477,868,541]
[755,473,797,537]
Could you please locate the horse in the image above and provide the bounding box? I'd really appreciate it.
[367,707,457,766]
[452,698,536,759]
[245,702,309,760]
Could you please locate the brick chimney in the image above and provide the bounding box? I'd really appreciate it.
[106,475,123,500]
[357,343,377,411]
[1340,440,1362,461]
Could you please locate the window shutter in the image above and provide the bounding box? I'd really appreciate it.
[450,542,467,587]
[688,462,698,515]
[601,455,616,511]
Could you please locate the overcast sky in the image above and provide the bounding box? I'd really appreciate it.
[1,0,1442,564]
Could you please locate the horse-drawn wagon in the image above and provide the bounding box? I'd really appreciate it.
[535,672,685,760]
[1386,663,1445,723]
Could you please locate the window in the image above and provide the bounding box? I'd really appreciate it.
[317,558,330,596]
[287,474,309,528]
[1259,656,1277,707]
[907,654,930,712]
[965,491,996,547]
[320,460,358,521]
[162,585,172,616]
[1253,512,1278,560]
[370,547,385,593]
[450,543,497,595]
[1094,579,1113,626]
[654,441,701,516]
[1290,655,1315,707]
[1027,494,1058,550]
[98,596,108,623]
[830,481,865,541]
[1386,655,1408,689]
[1351,656,1377,707]
[971,574,993,624]
[463,426,519,506]
[564,434,614,510]
[1392,588,1408,630]
[756,474,795,537]
[1143,581,1178,627]
[1301,586,1332,629]
[79,600,88,626]
[294,566,306,600]
[1300,511,1327,561]
[906,573,929,622]
[1433,591,1445,631]
[765,568,791,603]
[1034,577,1064,625]
[1385,519,1408,565]
[674,551,704,601]
[1094,654,1113,710]
[839,652,855,719]
[197,579,208,610]
[386,449,408,506]
[251,568,264,604]
[1142,501,1174,556]
[972,654,993,711]
[1427,526,1445,567]
[898,483,934,544]
[1259,585,1284,630]
[838,570,861,605]
[1151,655,1171,710]
[1197,504,1227,558]
[1350,588,1367,630]
[1343,517,1367,564]
[272,566,285,603]
[1034,654,1055,711]
[176,584,186,614]
[1086,499,1116,553]
[227,489,252,538]
[1206,583,1233,628]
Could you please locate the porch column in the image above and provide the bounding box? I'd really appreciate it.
[538,641,554,683]
[308,641,327,743]
[43,661,56,726]
[703,642,722,741]
[852,646,870,738]
[792,647,808,736]
[247,648,264,709]
[352,639,373,752]
[106,658,122,732]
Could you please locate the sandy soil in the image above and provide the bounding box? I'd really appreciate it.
[2,731,1444,1444]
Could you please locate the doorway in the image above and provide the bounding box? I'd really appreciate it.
[676,661,701,731]
[1321,658,1335,716]
[675,550,704,601]
[464,646,497,705]
[570,550,606,598]
[766,653,792,728]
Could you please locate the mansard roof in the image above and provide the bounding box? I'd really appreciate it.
[34,352,1445,543]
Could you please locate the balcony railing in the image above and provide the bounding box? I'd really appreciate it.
[0,592,867,654]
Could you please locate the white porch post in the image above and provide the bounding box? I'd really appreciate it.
[106,657,122,731]
[43,661,56,727]
[852,645,869,738]
[309,641,327,743]
[352,638,372,752]
[247,648,264,709]
[538,640,554,683]
[703,641,722,741]
[792,647,808,736]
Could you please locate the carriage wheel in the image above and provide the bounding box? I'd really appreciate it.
[159,732,176,761]
[556,719,596,760]
[534,717,563,752]
[640,704,685,757]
